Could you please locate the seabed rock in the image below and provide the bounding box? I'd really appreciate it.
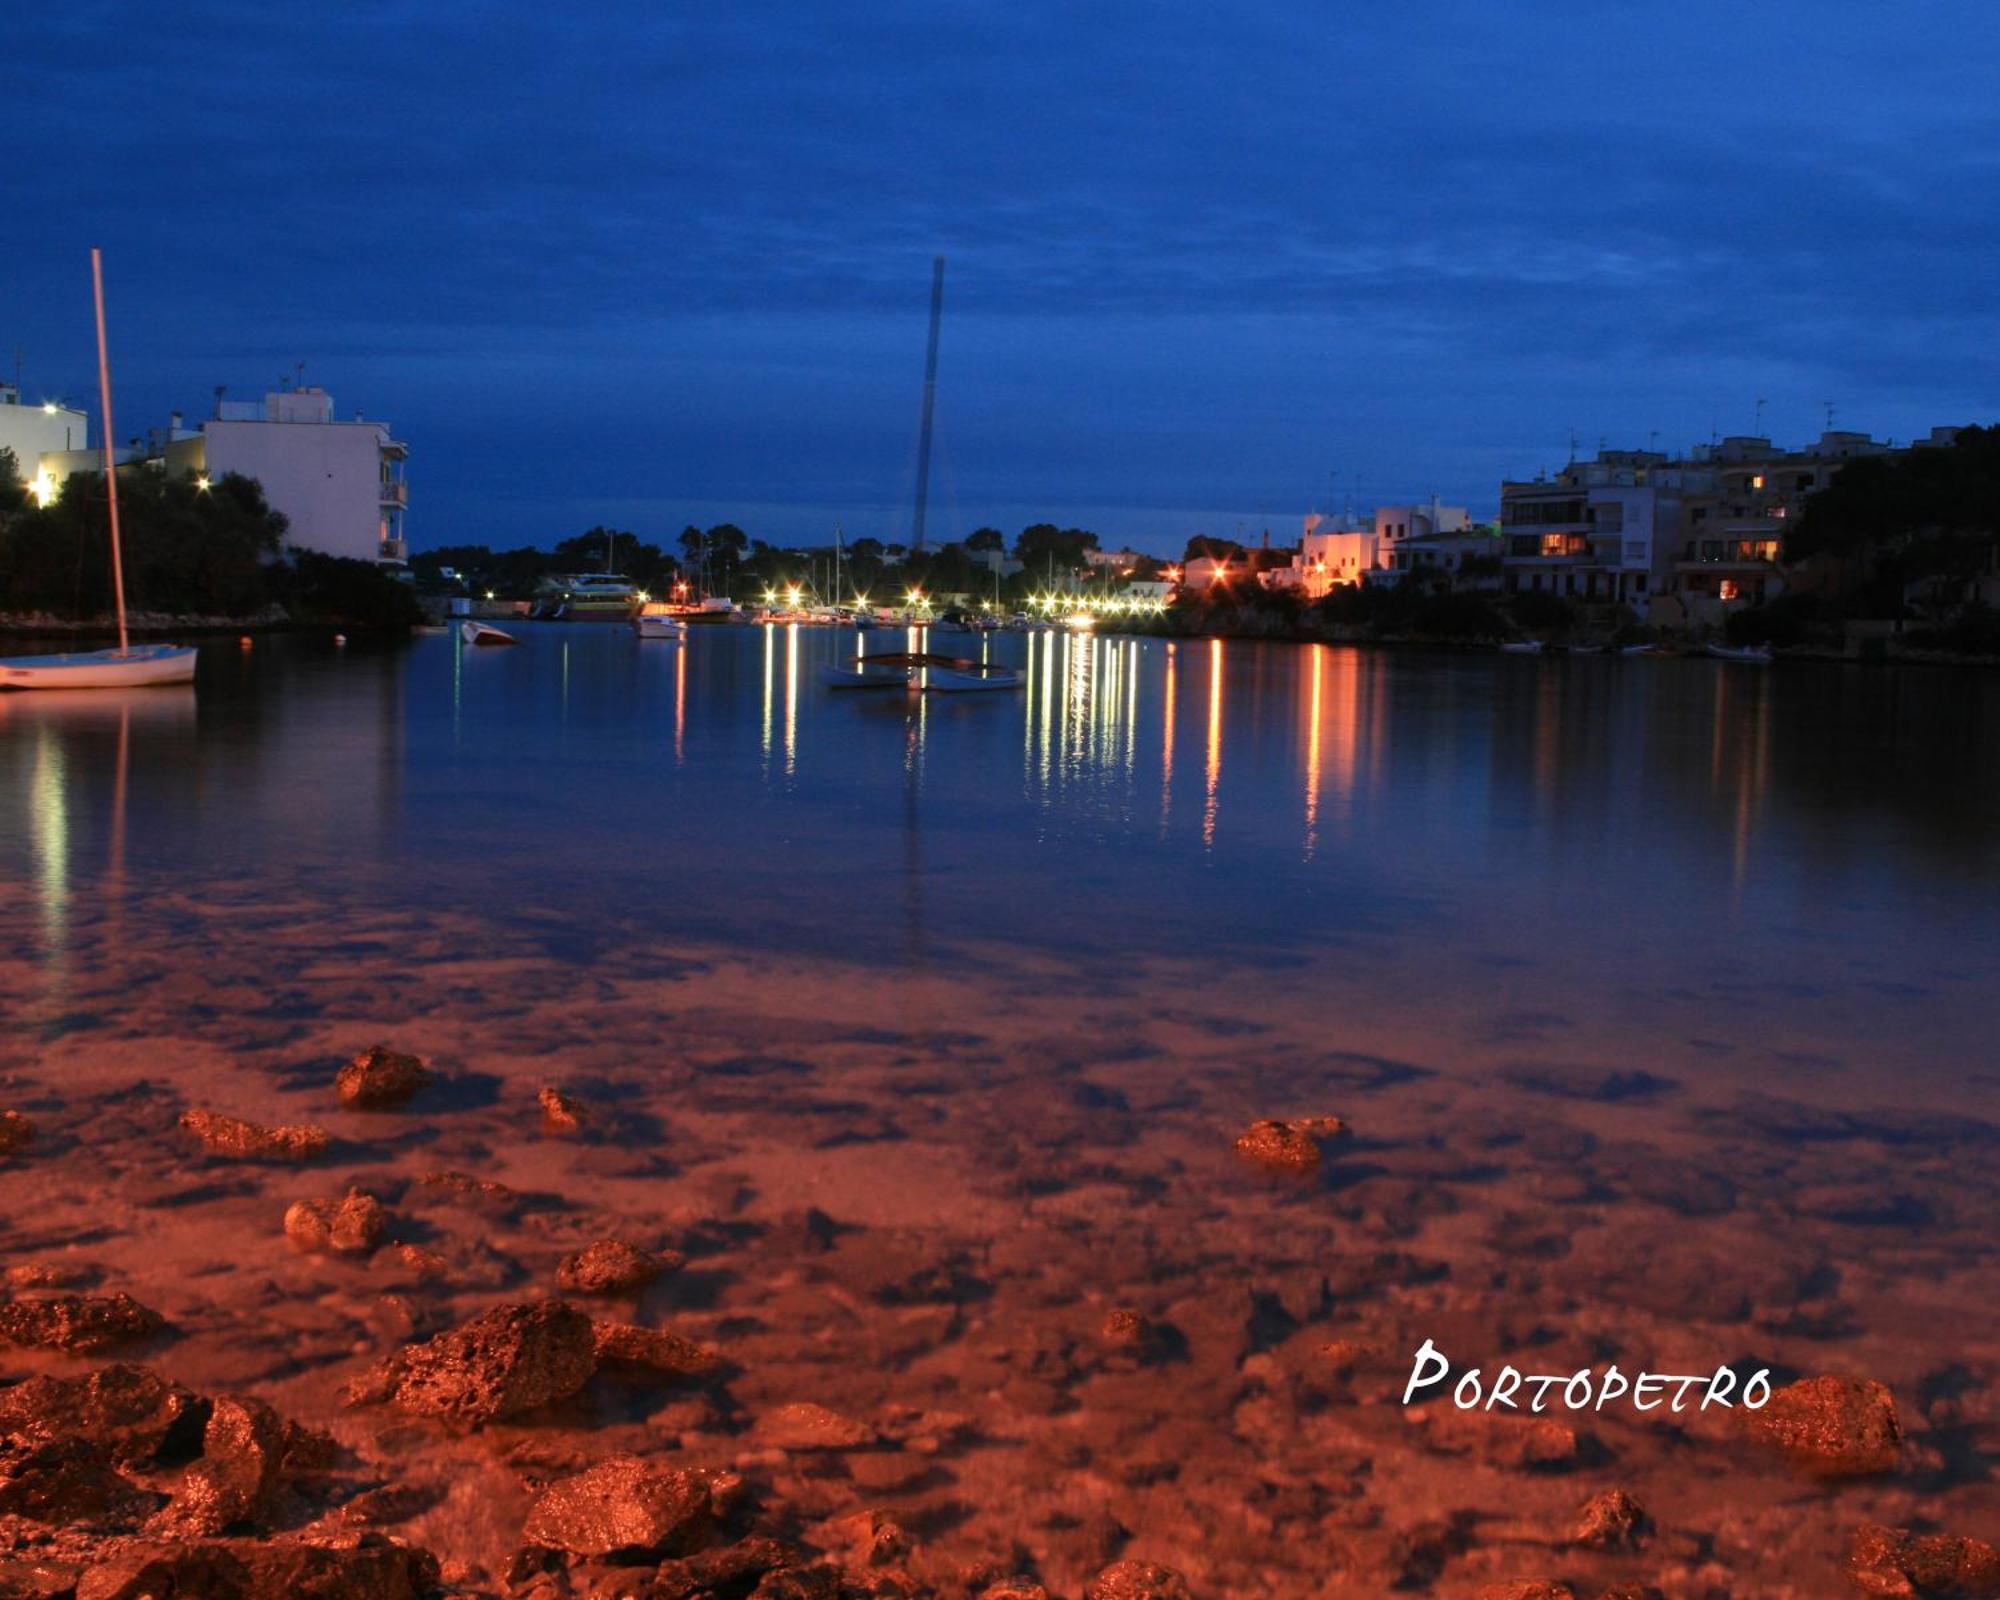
[591,1321,719,1376]
[335,1045,432,1110]
[0,1111,36,1157]
[757,1402,877,1451]
[520,1455,719,1558]
[1570,1487,1650,1550]
[149,1396,293,1536]
[539,1085,589,1136]
[345,1300,598,1426]
[1084,1560,1193,1600]
[1233,1116,1346,1173]
[74,1532,439,1600]
[180,1109,329,1163]
[283,1190,390,1256]
[1849,1521,2000,1598]
[557,1238,682,1295]
[1746,1375,1903,1478]
[0,1365,207,1464]
[0,1294,166,1354]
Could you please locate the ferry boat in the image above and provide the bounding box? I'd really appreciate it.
[534,575,642,621]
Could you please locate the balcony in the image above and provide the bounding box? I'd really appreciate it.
[379,537,408,563]
[379,481,408,508]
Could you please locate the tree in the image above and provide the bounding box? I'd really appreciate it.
[1183,535,1246,564]
[966,527,1005,553]
[1015,523,1099,577]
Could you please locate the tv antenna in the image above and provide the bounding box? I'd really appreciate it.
[1754,396,1767,436]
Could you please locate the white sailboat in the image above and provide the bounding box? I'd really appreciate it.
[0,251,197,692]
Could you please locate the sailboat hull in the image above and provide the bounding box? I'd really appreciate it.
[0,644,198,690]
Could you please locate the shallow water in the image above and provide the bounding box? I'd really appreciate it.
[1,623,1995,1595]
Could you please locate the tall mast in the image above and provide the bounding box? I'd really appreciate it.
[912,255,944,554]
[91,248,129,654]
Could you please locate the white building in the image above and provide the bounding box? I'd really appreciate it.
[0,385,90,505]
[201,388,408,565]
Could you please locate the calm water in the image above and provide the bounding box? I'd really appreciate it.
[3,624,1997,1092]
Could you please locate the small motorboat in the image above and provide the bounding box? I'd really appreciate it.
[1,643,197,690]
[819,658,912,690]
[1498,640,1544,655]
[1705,642,1773,662]
[633,614,687,640]
[460,621,518,647]
[1620,642,1657,656]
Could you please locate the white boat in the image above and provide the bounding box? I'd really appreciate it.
[1706,642,1773,662]
[2,642,196,690]
[460,621,517,647]
[920,658,1022,693]
[1620,642,1657,656]
[0,251,198,694]
[819,659,911,690]
[1498,640,1544,655]
[633,614,687,640]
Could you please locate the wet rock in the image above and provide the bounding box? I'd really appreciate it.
[1746,1376,1902,1478]
[75,1534,440,1600]
[1098,1307,1152,1352]
[980,1583,1053,1600]
[0,1434,153,1525]
[417,1168,519,1207]
[1849,1521,2000,1598]
[0,1365,207,1464]
[1388,1516,1475,1586]
[0,1293,166,1353]
[831,1508,909,1567]
[521,1455,715,1558]
[591,1320,718,1375]
[150,1396,291,1535]
[539,1085,588,1135]
[5,1263,97,1290]
[383,1242,448,1281]
[1233,1117,1344,1173]
[347,1300,598,1425]
[1083,1560,1192,1600]
[757,1402,876,1450]
[1478,1586,1578,1600]
[1570,1488,1649,1551]
[648,1538,802,1599]
[0,1111,35,1157]
[284,1190,389,1256]
[1415,1408,1578,1470]
[335,1045,432,1110]
[180,1108,329,1163]
[556,1238,682,1295]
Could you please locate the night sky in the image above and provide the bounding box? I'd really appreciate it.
[10,3,1997,555]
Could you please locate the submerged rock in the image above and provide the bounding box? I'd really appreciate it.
[1233,1117,1344,1173]
[0,1293,166,1353]
[1849,1522,2000,1598]
[1746,1376,1903,1478]
[591,1320,718,1375]
[74,1534,439,1600]
[335,1045,432,1110]
[980,1582,1054,1600]
[521,1455,716,1557]
[0,1434,154,1525]
[557,1238,682,1295]
[1084,1560,1193,1600]
[538,1085,588,1135]
[0,1111,36,1157]
[1477,1585,1578,1600]
[149,1397,292,1536]
[180,1109,328,1163]
[284,1190,389,1257]
[1570,1488,1650,1550]
[347,1300,597,1425]
[0,1365,207,1464]
[756,1402,876,1450]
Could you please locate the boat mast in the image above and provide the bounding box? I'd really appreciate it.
[834,525,843,607]
[911,255,944,555]
[90,247,129,654]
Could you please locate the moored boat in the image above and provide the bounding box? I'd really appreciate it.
[1,642,196,690]
[1498,640,1544,655]
[460,621,518,647]
[633,614,687,640]
[818,659,912,690]
[1705,642,1773,662]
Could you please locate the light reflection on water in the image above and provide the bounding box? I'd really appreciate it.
[2,625,1998,1095]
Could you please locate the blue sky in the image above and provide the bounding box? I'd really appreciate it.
[9,2,1998,555]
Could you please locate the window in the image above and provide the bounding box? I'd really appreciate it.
[1624,541,1646,563]
[1750,475,1765,490]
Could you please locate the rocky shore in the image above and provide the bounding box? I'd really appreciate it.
[2,887,1997,1597]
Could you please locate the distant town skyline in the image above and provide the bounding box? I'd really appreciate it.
[10,2,1996,558]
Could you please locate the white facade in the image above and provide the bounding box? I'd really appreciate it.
[201,387,408,564]
[0,386,89,504]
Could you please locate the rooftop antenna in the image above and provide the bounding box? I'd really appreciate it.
[911,255,945,554]
[213,384,226,419]
[1754,396,1767,436]
[1648,429,1660,454]
[1824,400,1836,431]
[1567,428,1579,464]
